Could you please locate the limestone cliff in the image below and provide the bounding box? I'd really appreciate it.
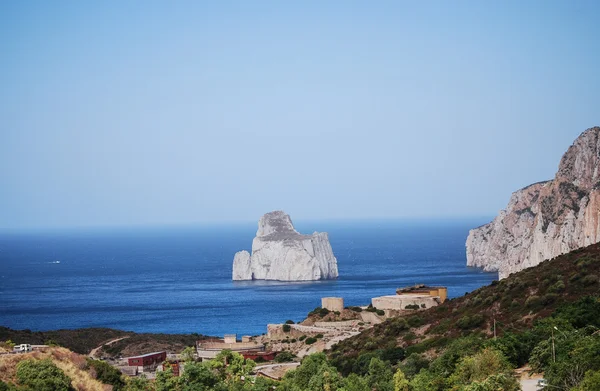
[467,126,600,279]
[232,211,339,281]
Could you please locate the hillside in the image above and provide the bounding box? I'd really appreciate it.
[0,347,123,391]
[0,327,204,358]
[329,242,600,374]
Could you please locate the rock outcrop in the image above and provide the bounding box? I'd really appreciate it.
[467,126,600,279]
[232,211,339,281]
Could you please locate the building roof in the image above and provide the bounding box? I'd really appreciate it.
[127,351,166,359]
[396,284,446,294]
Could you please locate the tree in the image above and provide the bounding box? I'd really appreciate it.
[366,357,393,391]
[124,375,153,391]
[210,350,255,385]
[399,353,429,379]
[180,361,220,390]
[16,359,73,391]
[572,369,600,391]
[182,346,196,362]
[306,362,344,391]
[155,365,181,391]
[463,373,520,391]
[393,368,409,391]
[448,348,515,387]
[0,381,17,391]
[343,373,369,391]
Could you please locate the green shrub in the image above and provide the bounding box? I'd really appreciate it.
[285,320,295,324]
[525,295,542,310]
[405,304,420,310]
[86,359,125,390]
[570,273,583,283]
[548,280,565,293]
[379,346,405,364]
[282,324,291,332]
[403,332,417,342]
[407,316,424,327]
[376,309,385,316]
[541,293,558,305]
[457,314,485,330]
[305,337,317,345]
[299,335,306,341]
[16,359,72,391]
[384,317,409,335]
[582,274,599,286]
[274,351,295,363]
[308,307,330,317]
[315,334,324,339]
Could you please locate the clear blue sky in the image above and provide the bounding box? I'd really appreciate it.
[1,1,599,230]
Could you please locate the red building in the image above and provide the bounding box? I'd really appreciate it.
[127,351,167,369]
[241,351,276,361]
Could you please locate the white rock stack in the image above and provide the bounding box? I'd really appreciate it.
[232,211,339,281]
[467,126,600,279]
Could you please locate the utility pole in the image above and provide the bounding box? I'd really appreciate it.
[551,328,556,363]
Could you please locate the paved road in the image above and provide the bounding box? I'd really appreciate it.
[520,379,541,391]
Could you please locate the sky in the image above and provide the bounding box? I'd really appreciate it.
[1,1,599,230]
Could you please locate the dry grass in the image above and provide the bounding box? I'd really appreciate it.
[0,347,111,391]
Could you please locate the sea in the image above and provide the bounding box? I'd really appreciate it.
[0,219,497,337]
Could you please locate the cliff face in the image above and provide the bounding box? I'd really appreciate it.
[467,126,600,279]
[232,211,339,281]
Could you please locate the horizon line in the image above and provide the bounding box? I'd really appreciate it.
[0,215,495,234]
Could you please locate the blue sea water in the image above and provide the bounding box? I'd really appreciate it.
[0,219,497,337]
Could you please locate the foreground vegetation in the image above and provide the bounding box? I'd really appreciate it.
[1,243,599,390]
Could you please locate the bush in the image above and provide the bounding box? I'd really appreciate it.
[299,335,306,341]
[376,309,385,316]
[86,358,125,390]
[525,295,542,310]
[379,346,405,364]
[305,337,317,345]
[308,307,331,317]
[541,293,558,305]
[457,314,485,330]
[403,332,417,342]
[349,306,363,312]
[282,324,291,332]
[285,320,295,324]
[405,304,420,310]
[16,359,72,391]
[548,280,565,293]
[581,274,599,286]
[315,334,324,339]
[407,316,424,327]
[274,351,295,363]
[254,356,266,363]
